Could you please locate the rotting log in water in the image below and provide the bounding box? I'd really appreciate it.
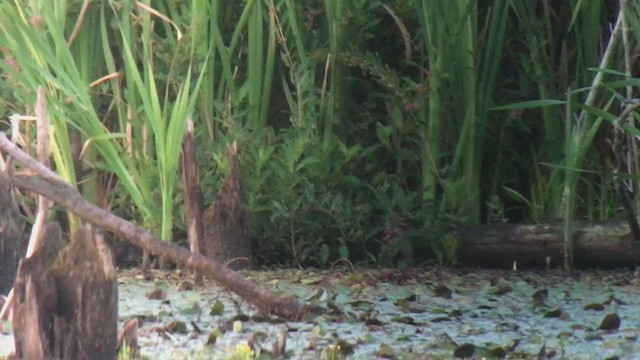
[457,221,640,269]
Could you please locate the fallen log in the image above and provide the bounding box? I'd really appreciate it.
[0,133,306,320]
[456,221,640,269]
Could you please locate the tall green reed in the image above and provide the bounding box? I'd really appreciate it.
[108,1,208,245]
[506,0,609,221]
[495,1,640,268]
[320,0,347,148]
[0,1,147,231]
[191,0,277,138]
[415,0,509,224]
[0,1,206,248]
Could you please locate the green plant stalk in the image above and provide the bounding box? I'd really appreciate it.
[215,1,255,105]
[260,0,278,129]
[417,0,443,203]
[14,1,79,231]
[278,0,315,129]
[561,6,625,268]
[69,6,101,209]
[480,0,511,220]
[321,0,346,149]
[555,0,606,221]
[510,1,565,218]
[0,1,152,225]
[562,92,577,268]
[627,0,640,38]
[247,0,265,129]
[209,13,236,106]
[621,0,640,212]
[569,0,605,86]
[112,0,157,229]
[417,0,485,223]
[283,0,307,62]
[196,0,218,139]
[449,0,480,223]
[245,0,277,130]
[115,3,209,242]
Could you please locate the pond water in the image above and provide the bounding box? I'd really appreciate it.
[1,267,639,359]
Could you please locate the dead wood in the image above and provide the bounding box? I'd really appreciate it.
[180,116,204,283]
[457,221,640,269]
[0,133,305,319]
[0,171,27,294]
[117,318,139,355]
[12,223,118,360]
[201,141,252,270]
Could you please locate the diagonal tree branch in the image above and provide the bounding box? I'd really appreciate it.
[0,133,306,319]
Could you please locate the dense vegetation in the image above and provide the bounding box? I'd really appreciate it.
[0,0,639,268]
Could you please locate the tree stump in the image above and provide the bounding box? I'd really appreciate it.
[201,142,252,270]
[12,223,118,360]
[0,172,28,294]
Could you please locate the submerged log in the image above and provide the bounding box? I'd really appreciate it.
[456,222,640,269]
[12,223,118,360]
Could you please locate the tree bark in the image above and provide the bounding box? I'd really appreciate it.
[180,116,204,283]
[0,172,27,294]
[456,221,640,269]
[201,141,252,270]
[12,223,118,360]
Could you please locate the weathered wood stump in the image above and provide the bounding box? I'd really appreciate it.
[0,172,28,294]
[201,142,252,270]
[456,221,640,269]
[181,117,204,283]
[12,223,118,360]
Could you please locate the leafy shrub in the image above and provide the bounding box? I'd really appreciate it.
[202,126,458,267]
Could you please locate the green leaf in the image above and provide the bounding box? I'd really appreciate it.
[539,162,595,173]
[587,67,629,76]
[375,122,393,148]
[502,186,533,208]
[492,99,566,111]
[210,300,225,316]
[573,103,617,122]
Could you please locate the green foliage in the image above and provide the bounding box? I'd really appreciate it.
[237,128,368,266]
[208,124,458,267]
[118,343,135,360]
[1,0,639,269]
[0,0,206,242]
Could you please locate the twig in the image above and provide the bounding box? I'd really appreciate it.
[0,133,68,188]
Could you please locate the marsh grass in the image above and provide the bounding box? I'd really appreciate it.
[1,0,639,267]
